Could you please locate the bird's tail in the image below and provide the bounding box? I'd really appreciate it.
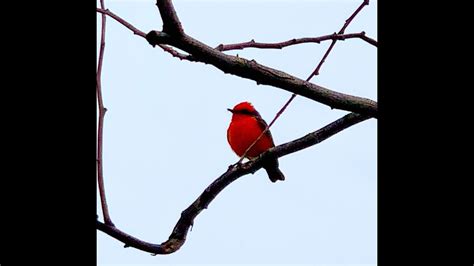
[263,158,285,183]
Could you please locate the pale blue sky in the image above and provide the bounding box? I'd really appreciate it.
[97,0,377,264]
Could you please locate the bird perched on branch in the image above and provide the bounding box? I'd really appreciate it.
[227,101,285,183]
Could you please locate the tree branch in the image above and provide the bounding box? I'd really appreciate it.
[340,0,370,34]
[96,8,146,37]
[216,32,377,52]
[307,0,370,80]
[159,44,197,62]
[155,0,184,36]
[97,112,370,255]
[146,31,377,118]
[97,0,114,227]
[96,5,377,118]
[96,8,194,62]
[238,0,373,159]
[145,0,377,118]
[97,0,376,255]
[238,93,296,162]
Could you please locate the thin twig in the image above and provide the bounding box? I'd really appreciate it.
[216,32,377,52]
[237,94,296,163]
[238,0,371,160]
[97,8,146,37]
[146,0,377,117]
[96,0,376,256]
[340,0,370,34]
[97,112,370,255]
[307,0,370,80]
[146,31,377,117]
[97,0,114,226]
[96,8,194,61]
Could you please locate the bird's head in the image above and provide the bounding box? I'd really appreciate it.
[227,101,260,117]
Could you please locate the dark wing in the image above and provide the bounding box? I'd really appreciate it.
[253,113,275,147]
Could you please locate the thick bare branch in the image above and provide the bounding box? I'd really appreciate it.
[96,6,377,117]
[97,112,370,255]
[159,45,197,62]
[155,0,184,36]
[216,32,377,52]
[97,0,376,255]
[146,31,377,118]
[97,220,173,254]
[146,0,377,118]
[237,0,373,159]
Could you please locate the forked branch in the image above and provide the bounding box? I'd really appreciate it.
[96,2,378,118]
[97,112,370,255]
[238,0,373,159]
[96,0,376,256]
[145,30,377,118]
[96,8,194,61]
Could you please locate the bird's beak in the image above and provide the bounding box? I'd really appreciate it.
[227,108,234,113]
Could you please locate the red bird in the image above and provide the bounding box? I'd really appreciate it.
[227,102,285,182]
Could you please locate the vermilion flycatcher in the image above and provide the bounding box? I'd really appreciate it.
[227,102,285,182]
